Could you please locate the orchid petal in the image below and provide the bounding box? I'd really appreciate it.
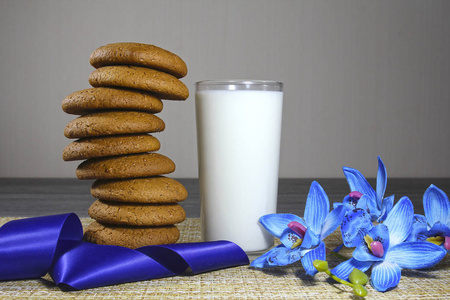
[383,197,414,247]
[320,205,346,239]
[427,222,450,238]
[406,214,428,242]
[370,260,401,292]
[300,228,320,252]
[250,244,301,268]
[342,194,358,210]
[259,214,305,238]
[280,227,301,249]
[369,224,390,249]
[385,242,446,269]
[356,194,380,221]
[353,243,384,262]
[378,194,395,223]
[376,156,387,209]
[304,181,329,235]
[331,258,373,281]
[301,242,326,276]
[343,166,376,201]
[333,202,343,210]
[341,209,374,247]
[354,194,368,211]
[423,185,450,227]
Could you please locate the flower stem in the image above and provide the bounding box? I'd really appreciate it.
[328,250,350,261]
[324,269,353,288]
[313,259,368,297]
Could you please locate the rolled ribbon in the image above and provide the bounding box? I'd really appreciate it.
[0,213,249,290]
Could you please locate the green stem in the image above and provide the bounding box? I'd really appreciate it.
[329,251,350,261]
[324,269,354,288]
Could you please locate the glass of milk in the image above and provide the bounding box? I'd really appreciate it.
[195,80,283,253]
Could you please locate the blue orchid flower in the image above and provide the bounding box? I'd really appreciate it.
[407,185,450,253]
[251,181,346,276]
[332,197,447,292]
[341,156,395,222]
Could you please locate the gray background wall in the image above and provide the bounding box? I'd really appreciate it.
[0,0,449,178]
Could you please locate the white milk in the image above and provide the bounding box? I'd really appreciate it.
[196,84,283,253]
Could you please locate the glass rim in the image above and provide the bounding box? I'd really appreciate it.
[196,80,283,91]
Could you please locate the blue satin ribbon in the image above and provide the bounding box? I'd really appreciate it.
[0,213,249,290]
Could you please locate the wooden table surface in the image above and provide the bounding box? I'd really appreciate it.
[1,178,449,217]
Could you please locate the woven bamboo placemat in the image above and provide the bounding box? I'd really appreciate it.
[0,217,448,299]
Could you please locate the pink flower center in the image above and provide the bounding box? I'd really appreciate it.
[349,191,363,200]
[445,236,450,251]
[287,221,307,238]
[364,235,384,258]
[370,241,384,258]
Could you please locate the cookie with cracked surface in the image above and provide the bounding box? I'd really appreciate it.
[62,87,163,115]
[89,65,189,100]
[91,176,187,203]
[89,43,188,78]
[88,200,186,226]
[76,153,175,179]
[84,221,180,248]
[63,134,160,161]
[64,111,165,139]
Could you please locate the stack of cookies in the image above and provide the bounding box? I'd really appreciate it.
[62,43,189,248]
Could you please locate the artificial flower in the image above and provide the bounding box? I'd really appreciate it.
[332,197,446,292]
[342,156,395,222]
[407,185,450,253]
[251,181,346,275]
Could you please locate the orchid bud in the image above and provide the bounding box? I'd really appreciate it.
[312,260,329,272]
[353,284,368,297]
[349,268,368,285]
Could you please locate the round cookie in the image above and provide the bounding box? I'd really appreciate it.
[88,200,186,226]
[64,111,165,139]
[91,176,188,203]
[89,43,188,78]
[84,221,180,248]
[62,87,163,115]
[88,66,189,100]
[63,134,160,161]
[76,153,176,180]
